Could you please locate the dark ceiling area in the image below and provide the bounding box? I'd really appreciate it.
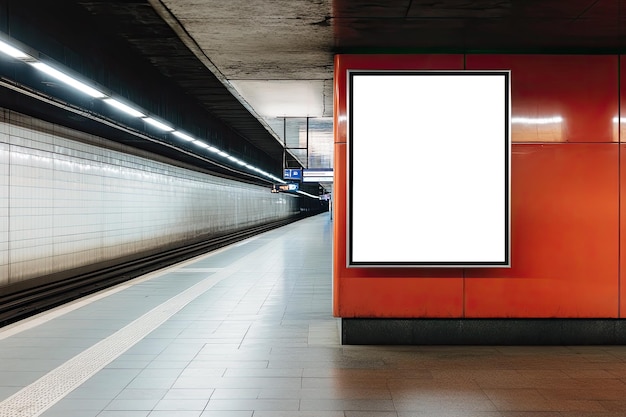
[333,0,626,52]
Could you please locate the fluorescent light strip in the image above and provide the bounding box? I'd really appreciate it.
[31,62,106,98]
[297,190,320,199]
[217,151,229,157]
[0,40,28,59]
[172,131,195,141]
[191,140,209,148]
[511,116,563,125]
[103,98,145,117]
[144,117,174,131]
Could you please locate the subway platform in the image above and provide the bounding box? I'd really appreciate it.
[1,213,626,417]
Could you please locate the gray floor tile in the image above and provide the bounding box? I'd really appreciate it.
[105,399,161,411]
[203,398,299,411]
[173,376,300,389]
[148,412,202,417]
[65,386,125,399]
[137,368,184,379]
[210,389,261,399]
[153,399,209,410]
[253,412,344,417]
[199,411,252,417]
[161,389,214,400]
[98,412,150,417]
[114,389,168,400]
[126,377,177,390]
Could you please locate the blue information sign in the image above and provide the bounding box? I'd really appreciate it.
[283,168,303,180]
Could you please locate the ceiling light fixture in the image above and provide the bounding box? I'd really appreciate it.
[191,140,209,148]
[0,39,29,59]
[30,62,106,98]
[103,98,145,118]
[172,131,195,141]
[144,117,174,132]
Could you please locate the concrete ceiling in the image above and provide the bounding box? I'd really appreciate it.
[148,0,626,126]
[154,0,334,119]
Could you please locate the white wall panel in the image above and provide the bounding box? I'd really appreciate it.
[0,109,298,286]
[0,140,8,285]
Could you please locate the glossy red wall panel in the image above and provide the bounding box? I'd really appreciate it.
[334,53,621,319]
[620,55,626,318]
[465,144,619,317]
[621,144,626,318]
[467,55,617,143]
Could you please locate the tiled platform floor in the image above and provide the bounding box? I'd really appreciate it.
[1,213,626,416]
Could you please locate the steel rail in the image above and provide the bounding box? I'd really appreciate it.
[0,214,312,327]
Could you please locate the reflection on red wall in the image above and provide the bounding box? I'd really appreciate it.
[467,55,617,143]
[334,54,621,319]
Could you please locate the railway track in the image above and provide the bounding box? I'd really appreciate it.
[0,214,312,327]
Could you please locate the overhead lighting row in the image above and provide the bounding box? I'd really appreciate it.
[0,37,287,185]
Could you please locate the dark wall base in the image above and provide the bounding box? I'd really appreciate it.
[342,318,626,345]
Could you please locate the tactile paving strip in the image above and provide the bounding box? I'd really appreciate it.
[0,238,277,417]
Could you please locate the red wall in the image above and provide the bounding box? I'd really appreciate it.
[333,54,621,318]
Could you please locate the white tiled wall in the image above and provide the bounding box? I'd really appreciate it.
[0,138,8,286]
[0,109,298,285]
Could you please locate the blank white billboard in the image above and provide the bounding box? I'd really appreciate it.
[348,71,510,267]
